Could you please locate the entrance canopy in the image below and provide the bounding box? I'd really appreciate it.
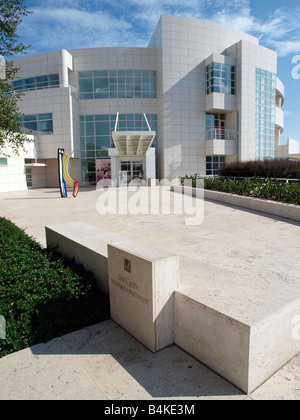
[112,109,156,156]
[112,131,156,156]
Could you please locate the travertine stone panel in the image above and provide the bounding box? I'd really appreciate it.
[108,240,179,352]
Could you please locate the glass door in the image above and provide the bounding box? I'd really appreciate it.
[120,160,144,184]
[120,161,131,185]
[133,161,143,179]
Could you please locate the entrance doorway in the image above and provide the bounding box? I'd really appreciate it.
[26,168,33,188]
[120,160,144,184]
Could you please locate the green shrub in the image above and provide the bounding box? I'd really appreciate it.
[218,159,300,179]
[0,218,110,357]
[180,175,300,205]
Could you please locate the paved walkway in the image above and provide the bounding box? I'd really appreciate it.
[0,187,300,400]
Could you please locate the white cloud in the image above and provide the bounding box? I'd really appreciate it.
[18,1,300,57]
[208,6,300,57]
[127,0,300,56]
[284,110,299,119]
[272,40,300,58]
[212,8,254,33]
[19,5,138,54]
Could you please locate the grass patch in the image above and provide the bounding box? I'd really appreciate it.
[180,175,300,205]
[0,217,110,358]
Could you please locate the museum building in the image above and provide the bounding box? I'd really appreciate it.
[0,14,285,191]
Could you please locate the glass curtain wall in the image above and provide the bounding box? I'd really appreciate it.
[255,68,276,160]
[11,74,59,92]
[78,70,157,99]
[80,113,158,184]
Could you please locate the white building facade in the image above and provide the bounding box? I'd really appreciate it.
[3,14,285,190]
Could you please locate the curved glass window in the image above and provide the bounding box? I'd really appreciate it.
[11,74,59,93]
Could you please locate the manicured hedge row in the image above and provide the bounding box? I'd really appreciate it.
[218,159,300,179]
[0,217,110,357]
[180,175,300,205]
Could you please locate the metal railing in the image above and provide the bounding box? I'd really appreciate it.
[206,129,236,141]
[7,84,78,98]
[223,176,299,184]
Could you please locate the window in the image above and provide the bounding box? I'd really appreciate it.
[206,63,236,95]
[78,70,157,100]
[206,156,226,175]
[11,74,59,93]
[21,113,53,135]
[0,158,8,166]
[255,68,276,160]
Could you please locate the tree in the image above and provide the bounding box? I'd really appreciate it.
[0,0,31,154]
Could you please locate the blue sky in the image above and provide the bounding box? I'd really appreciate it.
[16,0,300,142]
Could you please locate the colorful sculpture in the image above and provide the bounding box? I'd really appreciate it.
[58,148,79,198]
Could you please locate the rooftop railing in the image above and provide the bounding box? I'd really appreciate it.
[7,84,78,98]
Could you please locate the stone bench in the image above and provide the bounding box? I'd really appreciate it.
[46,222,300,394]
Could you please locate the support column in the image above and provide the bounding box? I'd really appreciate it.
[60,49,73,88]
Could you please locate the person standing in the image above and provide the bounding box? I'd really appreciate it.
[137,170,144,187]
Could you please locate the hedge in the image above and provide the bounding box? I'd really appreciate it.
[180,175,300,205]
[218,159,300,179]
[0,217,110,357]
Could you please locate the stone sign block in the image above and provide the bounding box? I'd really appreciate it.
[108,240,179,352]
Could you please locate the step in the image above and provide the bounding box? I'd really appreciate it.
[175,274,300,394]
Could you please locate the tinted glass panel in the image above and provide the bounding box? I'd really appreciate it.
[78,70,157,99]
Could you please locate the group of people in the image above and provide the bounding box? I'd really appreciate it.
[119,170,145,187]
[97,165,145,188]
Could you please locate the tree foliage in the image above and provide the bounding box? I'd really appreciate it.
[0,0,31,153]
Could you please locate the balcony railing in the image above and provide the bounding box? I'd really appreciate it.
[206,129,236,141]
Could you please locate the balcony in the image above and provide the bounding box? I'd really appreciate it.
[206,129,237,156]
[206,129,236,141]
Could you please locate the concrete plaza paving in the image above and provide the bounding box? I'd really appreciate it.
[0,187,300,400]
